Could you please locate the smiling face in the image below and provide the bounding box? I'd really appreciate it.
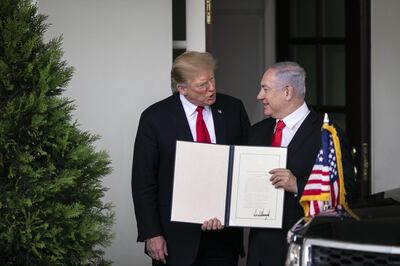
[257,69,289,119]
[177,70,216,106]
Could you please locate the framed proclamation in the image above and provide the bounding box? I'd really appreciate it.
[171,141,287,228]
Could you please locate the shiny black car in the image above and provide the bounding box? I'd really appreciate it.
[285,197,400,266]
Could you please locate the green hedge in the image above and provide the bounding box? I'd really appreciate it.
[0,0,114,265]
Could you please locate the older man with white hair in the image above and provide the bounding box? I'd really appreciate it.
[246,62,357,266]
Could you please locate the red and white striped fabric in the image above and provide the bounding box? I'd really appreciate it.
[300,114,349,218]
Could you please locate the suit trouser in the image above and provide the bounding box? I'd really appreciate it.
[153,230,239,266]
[247,229,287,266]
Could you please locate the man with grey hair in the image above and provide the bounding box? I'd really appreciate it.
[246,62,357,265]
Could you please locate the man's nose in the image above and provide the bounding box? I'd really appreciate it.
[257,89,264,100]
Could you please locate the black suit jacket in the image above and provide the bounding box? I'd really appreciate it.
[246,110,357,266]
[132,93,250,265]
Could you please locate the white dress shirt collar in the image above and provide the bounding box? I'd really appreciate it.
[179,93,212,116]
[179,93,216,143]
[278,102,310,147]
[280,102,310,131]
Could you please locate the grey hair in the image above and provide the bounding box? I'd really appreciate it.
[270,61,306,97]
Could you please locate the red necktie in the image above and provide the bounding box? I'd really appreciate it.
[196,106,211,143]
[271,120,285,147]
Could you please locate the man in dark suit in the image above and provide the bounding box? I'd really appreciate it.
[246,62,357,266]
[132,51,250,266]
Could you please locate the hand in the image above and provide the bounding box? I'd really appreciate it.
[145,235,168,264]
[201,217,224,231]
[269,168,298,194]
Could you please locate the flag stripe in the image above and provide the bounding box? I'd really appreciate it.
[304,179,331,185]
[310,170,329,175]
[302,189,330,195]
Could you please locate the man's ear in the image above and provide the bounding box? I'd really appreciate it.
[177,85,187,95]
[284,85,294,100]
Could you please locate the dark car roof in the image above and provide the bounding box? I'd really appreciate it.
[298,200,400,246]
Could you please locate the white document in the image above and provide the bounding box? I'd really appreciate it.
[171,141,229,224]
[228,146,286,228]
[171,141,287,228]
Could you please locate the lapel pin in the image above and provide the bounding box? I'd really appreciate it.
[218,109,222,114]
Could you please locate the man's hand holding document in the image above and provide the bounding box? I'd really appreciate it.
[171,141,287,228]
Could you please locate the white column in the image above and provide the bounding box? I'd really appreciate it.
[186,0,206,52]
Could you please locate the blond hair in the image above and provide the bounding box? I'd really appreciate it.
[171,51,216,91]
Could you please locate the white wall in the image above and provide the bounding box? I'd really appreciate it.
[38,1,172,265]
[371,0,400,194]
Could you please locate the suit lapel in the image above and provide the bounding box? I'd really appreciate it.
[261,119,275,146]
[170,93,193,141]
[287,111,321,155]
[265,122,275,146]
[211,102,226,144]
[170,93,229,144]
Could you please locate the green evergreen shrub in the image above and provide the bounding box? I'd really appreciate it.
[0,0,114,264]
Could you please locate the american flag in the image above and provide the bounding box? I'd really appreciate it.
[299,114,353,218]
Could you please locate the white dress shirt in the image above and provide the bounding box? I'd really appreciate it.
[278,102,310,147]
[179,93,216,143]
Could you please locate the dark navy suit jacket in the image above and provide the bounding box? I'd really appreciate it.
[132,93,250,265]
[247,110,357,266]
